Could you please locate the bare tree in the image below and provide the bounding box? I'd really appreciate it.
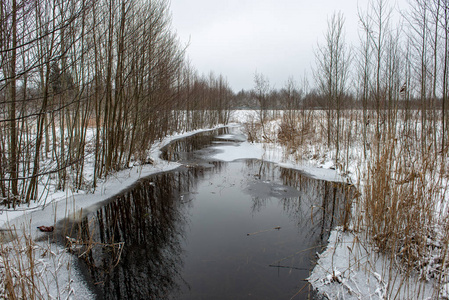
[253,72,272,141]
[441,1,449,153]
[314,11,351,164]
[407,0,431,151]
[357,7,374,159]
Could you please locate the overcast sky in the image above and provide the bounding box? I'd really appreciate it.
[170,0,407,92]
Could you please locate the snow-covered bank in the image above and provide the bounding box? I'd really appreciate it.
[0,125,229,299]
[1,125,234,230]
[308,228,439,299]
[209,137,345,183]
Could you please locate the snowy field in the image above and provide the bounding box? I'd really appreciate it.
[0,110,447,299]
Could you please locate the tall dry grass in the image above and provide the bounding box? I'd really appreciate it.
[0,224,89,299]
[0,228,61,299]
[266,109,449,296]
[361,115,449,297]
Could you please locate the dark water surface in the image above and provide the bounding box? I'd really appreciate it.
[63,128,352,299]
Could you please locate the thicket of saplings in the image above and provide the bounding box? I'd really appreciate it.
[0,0,233,296]
[0,0,232,206]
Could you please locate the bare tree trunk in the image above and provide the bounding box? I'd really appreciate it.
[442,2,448,154]
[9,0,18,197]
[314,12,350,165]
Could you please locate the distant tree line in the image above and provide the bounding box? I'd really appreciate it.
[232,86,448,111]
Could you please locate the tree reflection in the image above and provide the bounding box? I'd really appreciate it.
[245,159,354,243]
[280,167,353,241]
[160,127,230,162]
[65,170,203,299]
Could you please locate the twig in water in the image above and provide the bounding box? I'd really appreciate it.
[270,244,325,266]
[268,264,309,271]
[289,282,310,300]
[246,226,281,236]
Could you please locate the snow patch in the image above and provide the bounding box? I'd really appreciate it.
[308,228,437,299]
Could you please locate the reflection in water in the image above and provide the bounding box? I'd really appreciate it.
[279,166,352,241]
[66,168,211,299]
[160,127,230,163]
[245,160,352,243]
[63,129,354,299]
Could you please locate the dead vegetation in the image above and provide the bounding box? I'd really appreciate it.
[0,227,78,299]
[251,108,449,297]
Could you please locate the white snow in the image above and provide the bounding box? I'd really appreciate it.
[308,227,437,299]
[210,139,344,182]
[212,122,345,183]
